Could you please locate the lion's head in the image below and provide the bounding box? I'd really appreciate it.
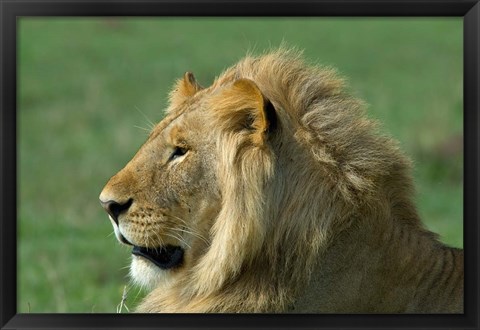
[99,63,278,290]
[100,49,461,313]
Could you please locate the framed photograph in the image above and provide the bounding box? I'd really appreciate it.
[1,1,478,329]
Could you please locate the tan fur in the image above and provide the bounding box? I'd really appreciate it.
[100,48,463,313]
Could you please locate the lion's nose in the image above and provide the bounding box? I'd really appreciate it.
[100,198,133,224]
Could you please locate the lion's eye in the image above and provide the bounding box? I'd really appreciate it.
[169,146,188,161]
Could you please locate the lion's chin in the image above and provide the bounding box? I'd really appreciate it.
[130,256,175,291]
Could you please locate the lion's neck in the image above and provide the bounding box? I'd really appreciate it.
[292,216,463,313]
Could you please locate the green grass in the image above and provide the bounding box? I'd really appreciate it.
[18,18,463,313]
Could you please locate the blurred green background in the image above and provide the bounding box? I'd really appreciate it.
[18,18,463,313]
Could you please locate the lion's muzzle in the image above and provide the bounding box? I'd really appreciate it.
[99,192,186,271]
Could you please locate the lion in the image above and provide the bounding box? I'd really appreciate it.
[99,48,463,313]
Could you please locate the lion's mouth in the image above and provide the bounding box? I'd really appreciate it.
[132,245,184,270]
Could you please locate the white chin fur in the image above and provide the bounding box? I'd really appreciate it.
[129,255,173,291]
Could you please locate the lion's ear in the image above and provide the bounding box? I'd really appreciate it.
[215,78,276,142]
[169,72,203,105]
[181,72,203,96]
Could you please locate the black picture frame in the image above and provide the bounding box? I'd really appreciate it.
[1,1,478,329]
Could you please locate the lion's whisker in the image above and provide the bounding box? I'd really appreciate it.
[133,125,151,133]
[119,264,131,271]
[164,213,189,226]
[165,232,191,250]
[169,226,209,245]
[135,105,156,130]
[163,215,210,244]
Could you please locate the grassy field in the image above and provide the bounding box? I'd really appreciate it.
[18,18,463,313]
